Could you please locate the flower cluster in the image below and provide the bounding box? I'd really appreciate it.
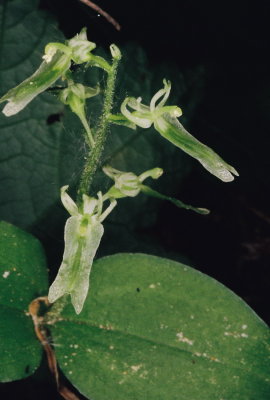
[0,29,238,315]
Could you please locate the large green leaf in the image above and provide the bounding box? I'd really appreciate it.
[0,221,48,382]
[49,253,270,400]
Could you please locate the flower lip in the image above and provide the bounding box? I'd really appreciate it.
[0,49,71,116]
[154,113,239,182]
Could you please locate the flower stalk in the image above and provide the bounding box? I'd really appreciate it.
[76,45,121,202]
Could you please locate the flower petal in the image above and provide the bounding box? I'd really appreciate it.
[61,186,79,216]
[138,167,163,182]
[150,79,171,111]
[120,98,152,128]
[82,194,98,215]
[68,27,96,64]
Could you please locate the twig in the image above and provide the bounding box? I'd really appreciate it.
[28,297,80,400]
[78,0,121,31]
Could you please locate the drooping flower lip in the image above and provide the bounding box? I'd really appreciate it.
[154,113,239,183]
[0,50,72,117]
[47,214,105,314]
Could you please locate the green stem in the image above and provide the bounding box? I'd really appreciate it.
[77,55,120,202]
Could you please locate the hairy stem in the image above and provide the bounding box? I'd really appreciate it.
[77,55,120,202]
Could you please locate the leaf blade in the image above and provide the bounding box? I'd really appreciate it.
[50,253,270,400]
[0,221,48,382]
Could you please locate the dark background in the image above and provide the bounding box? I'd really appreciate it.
[2,0,270,398]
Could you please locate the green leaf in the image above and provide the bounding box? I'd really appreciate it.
[49,253,270,400]
[0,221,48,382]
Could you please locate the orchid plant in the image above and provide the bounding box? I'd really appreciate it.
[0,28,238,314]
[1,21,270,400]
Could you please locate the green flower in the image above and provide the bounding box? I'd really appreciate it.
[48,186,116,314]
[59,82,100,147]
[102,166,163,198]
[0,28,108,116]
[67,28,96,64]
[103,166,209,215]
[120,80,238,182]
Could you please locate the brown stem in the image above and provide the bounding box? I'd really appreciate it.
[28,297,80,400]
[78,0,121,30]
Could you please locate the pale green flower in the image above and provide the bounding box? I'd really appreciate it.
[103,166,163,198]
[121,80,239,182]
[59,82,100,147]
[103,166,209,214]
[48,186,116,314]
[0,28,107,117]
